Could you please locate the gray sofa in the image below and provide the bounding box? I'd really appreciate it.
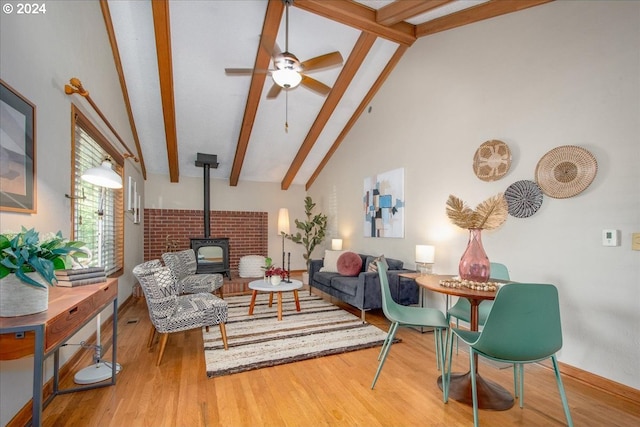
[308,253,419,321]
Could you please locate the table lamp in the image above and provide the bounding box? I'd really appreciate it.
[331,239,343,251]
[415,245,435,275]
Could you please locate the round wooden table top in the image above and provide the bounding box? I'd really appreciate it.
[414,274,500,301]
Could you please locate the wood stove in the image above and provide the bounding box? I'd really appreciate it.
[190,237,230,277]
[192,153,231,278]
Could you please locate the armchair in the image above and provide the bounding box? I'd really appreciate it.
[162,249,224,298]
[133,263,228,366]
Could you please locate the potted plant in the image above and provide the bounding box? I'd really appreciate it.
[283,196,328,283]
[264,266,287,286]
[0,227,88,316]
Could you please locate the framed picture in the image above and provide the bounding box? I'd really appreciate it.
[1,80,36,213]
[363,167,405,238]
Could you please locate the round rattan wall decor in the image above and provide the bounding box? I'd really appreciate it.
[473,140,512,181]
[504,180,543,218]
[535,145,597,199]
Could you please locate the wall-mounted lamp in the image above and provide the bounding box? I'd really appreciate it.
[81,157,123,189]
[331,239,343,251]
[415,245,435,275]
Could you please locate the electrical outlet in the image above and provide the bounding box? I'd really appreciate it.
[602,229,620,246]
[632,233,640,251]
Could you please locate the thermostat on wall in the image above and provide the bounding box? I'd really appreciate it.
[602,229,620,246]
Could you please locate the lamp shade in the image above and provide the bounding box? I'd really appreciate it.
[415,245,435,263]
[277,208,290,235]
[81,158,123,189]
[331,239,343,251]
[272,69,302,89]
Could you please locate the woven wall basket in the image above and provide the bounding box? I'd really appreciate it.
[535,145,597,199]
[473,140,512,181]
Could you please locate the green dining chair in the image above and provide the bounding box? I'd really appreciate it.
[371,262,449,401]
[447,283,573,427]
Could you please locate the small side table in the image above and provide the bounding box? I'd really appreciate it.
[248,279,303,321]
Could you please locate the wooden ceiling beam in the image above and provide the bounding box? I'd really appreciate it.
[281,31,377,190]
[151,0,179,182]
[305,44,408,190]
[229,0,284,187]
[100,0,147,179]
[293,0,416,46]
[416,0,554,37]
[376,0,454,26]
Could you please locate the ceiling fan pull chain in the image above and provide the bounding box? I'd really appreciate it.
[285,90,289,133]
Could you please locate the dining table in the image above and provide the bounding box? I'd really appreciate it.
[415,274,514,410]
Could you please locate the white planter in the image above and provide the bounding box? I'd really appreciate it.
[270,275,282,286]
[0,273,49,317]
[302,272,309,285]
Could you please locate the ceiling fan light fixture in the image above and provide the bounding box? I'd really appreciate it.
[272,68,302,89]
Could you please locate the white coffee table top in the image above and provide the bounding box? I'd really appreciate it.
[249,279,302,292]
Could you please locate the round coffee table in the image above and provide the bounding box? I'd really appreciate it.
[248,279,303,321]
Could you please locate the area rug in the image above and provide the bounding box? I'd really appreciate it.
[202,293,388,377]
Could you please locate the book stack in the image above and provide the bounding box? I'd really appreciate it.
[54,267,106,287]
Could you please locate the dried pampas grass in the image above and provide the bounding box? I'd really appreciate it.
[446,193,508,230]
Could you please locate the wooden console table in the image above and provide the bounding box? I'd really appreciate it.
[0,278,118,426]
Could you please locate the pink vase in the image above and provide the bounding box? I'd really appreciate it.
[459,228,490,282]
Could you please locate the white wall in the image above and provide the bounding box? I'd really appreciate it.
[0,1,144,424]
[145,173,314,271]
[309,1,639,390]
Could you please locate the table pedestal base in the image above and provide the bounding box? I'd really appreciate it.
[438,371,514,410]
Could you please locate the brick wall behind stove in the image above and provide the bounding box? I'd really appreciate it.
[144,209,268,275]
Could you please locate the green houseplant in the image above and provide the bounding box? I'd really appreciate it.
[284,196,328,271]
[1,227,88,316]
[0,227,88,288]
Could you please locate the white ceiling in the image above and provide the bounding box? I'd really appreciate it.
[106,0,549,189]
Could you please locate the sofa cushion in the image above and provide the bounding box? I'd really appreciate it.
[319,250,346,272]
[337,251,362,276]
[366,255,388,272]
[330,276,359,297]
[313,271,341,288]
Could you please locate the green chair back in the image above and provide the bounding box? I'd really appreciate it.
[474,283,563,362]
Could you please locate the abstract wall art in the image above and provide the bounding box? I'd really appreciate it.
[363,168,404,238]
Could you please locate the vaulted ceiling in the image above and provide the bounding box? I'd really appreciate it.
[104,0,552,190]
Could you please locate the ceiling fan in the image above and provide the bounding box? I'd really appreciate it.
[225,0,343,99]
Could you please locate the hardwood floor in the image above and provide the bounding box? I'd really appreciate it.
[39,286,639,427]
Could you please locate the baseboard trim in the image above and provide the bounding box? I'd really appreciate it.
[557,361,640,404]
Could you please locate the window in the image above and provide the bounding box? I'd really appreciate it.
[71,106,124,276]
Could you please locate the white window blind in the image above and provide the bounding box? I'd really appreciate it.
[72,109,124,276]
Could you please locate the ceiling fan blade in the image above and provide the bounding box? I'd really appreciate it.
[225,68,271,75]
[260,39,282,60]
[266,83,282,99]
[300,75,331,96]
[300,51,343,72]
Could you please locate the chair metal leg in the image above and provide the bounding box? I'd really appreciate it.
[156,333,169,366]
[444,327,455,403]
[513,363,519,399]
[518,364,524,407]
[552,355,574,427]
[219,322,229,350]
[371,322,398,389]
[378,322,398,361]
[469,348,480,427]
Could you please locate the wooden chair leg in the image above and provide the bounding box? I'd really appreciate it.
[147,326,156,348]
[219,322,229,350]
[156,333,169,366]
[205,325,210,332]
[218,286,224,299]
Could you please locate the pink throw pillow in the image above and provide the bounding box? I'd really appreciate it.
[337,252,363,276]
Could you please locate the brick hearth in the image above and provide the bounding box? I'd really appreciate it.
[143,209,268,279]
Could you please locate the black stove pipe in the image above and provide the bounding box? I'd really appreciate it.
[195,153,219,239]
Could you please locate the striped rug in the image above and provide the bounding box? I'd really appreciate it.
[202,293,388,377]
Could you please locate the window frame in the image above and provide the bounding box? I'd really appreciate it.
[70,104,124,277]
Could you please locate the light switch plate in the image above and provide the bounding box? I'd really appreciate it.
[632,233,640,251]
[602,229,620,246]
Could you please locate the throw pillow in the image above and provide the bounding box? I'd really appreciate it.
[319,250,346,272]
[367,255,388,272]
[337,252,363,276]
